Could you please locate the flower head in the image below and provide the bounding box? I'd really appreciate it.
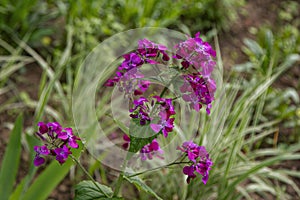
[33,122,80,166]
[174,32,216,77]
[140,139,164,161]
[54,145,71,164]
[57,127,81,148]
[150,96,176,137]
[33,145,50,166]
[177,141,212,184]
[180,73,216,114]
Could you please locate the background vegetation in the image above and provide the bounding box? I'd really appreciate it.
[0,0,299,199]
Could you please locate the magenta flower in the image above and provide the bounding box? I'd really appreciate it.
[177,141,212,184]
[129,97,151,125]
[150,111,175,137]
[36,121,62,140]
[122,134,131,150]
[139,139,164,161]
[33,122,80,167]
[33,145,50,166]
[183,165,197,184]
[174,32,216,77]
[150,97,176,137]
[37,122,48,134]
[138,39,170,62]
[57,128,80,148]
[54,145,71,164]
[180,73,216,114]
[118,52,144,71]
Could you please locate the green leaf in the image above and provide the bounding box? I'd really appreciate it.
[74,180,122,200]
[9,178,25,200]
[124,175,163,200]
[128,118,158,153]
[0,114,23,200]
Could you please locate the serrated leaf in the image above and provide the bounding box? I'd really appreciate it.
[0,114,23,200]
[74,180,123,200]
[128,118,158,153]
[124,175,163,200]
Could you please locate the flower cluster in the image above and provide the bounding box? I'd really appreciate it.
[180,72,216,114]
[149,96,176,137]
[105,39,169,97]
[33,122,80,166]
[173,33,217,114]
[122,134,163,161]
[129,97,151,125]
[105,33,215,184]
[129,96,176,137]
[174,32,216,77]
[177,141,213,184]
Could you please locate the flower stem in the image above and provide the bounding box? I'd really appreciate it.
[128,160,190,178]
[159,74,180,98]
[70,154,111,198]
[113,154,129,196]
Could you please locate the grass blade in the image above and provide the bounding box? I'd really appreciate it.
[0,114,23,200]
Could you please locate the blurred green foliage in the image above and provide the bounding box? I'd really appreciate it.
[0,0,244,52]
[1,0,300,199]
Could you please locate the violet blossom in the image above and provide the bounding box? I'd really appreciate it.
[33,122,80,166]
[177,141,213,184]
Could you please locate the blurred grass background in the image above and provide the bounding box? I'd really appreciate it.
[0,0,299,199]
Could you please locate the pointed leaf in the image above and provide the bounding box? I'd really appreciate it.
[0,114,23,200]
[128,118,158,153]
[124,175,163,200]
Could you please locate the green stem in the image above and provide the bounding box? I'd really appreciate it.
[113,154,129,196]
[128,160,190,178]
[113,171,124,196]
[159,74,180,97]
[70,155,111,198]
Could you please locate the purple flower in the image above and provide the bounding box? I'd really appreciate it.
[37,122,48,134]
[54,145,71,164]
[177,141,212,184]
[129,97,151,125]
[46,122,62,138]
[33,122,81,167]
[104,38,172,98]
[183,165,197,184]
[134,80,151,95]
[33,145,50,166]
[195,156,213,184]
[122,134,130,150]
[57,127,80,148]
[36,121,62,139]
[174,32,216,77]
[104,76,119,87]
[140,139,164,161]
[150,97,176,137]
[118,52,144,71]
[33,156,46,167]
[137,39,169,62]
[150,111,175,137]
[106,67,151,97]
[180,73,216,114]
